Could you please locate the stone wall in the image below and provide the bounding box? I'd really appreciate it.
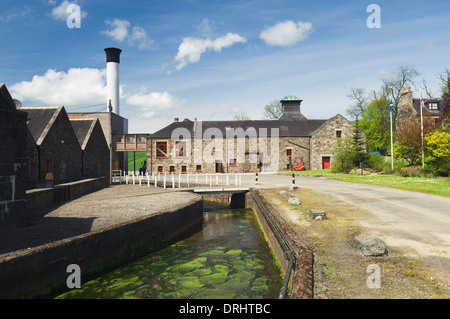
[37,108,83,185]
[245,190,314,299]
[25,177,109,217]
[82,120,110,178]
[147,135,304,174]
[0,84,29,229]
[148,137,265,175]
[0,194,203,298]
[310,114,359,170]
[278,137,310,171]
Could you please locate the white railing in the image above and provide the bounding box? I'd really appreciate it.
[112,171,254,189]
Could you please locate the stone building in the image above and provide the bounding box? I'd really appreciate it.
[68,112,128,172]
[397,86,443,128]
[0,84,29,227]
[70,118,110,178]
[147,98,361,174]
[22,106,83,188]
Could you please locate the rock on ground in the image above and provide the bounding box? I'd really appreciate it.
[354,234,387,256]
[288,196,301,205]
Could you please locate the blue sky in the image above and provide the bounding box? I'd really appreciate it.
[1,0,450,133]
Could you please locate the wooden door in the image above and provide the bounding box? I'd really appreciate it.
[322,157,331,169]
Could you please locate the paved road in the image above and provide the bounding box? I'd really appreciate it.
[232,173,450,283]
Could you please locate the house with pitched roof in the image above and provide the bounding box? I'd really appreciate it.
[397,86,443,128]
[70,118,110,178]
[0,84,28,227]
[147,97,361,174]
[22,106,83,188]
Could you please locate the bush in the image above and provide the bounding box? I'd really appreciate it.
[365,153,385,171]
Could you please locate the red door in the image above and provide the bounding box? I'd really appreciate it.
[322,157,331,169]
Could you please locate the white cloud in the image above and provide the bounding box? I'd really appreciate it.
[126,91,186,118]
[103,18,153,49]
[175,33,247,70]
[103,18,130,42]
[10,68,107,107]
[260,20,313,47]
[50,0,87,22]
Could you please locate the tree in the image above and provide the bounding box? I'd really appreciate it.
[394,115,437,165]
[263,99,282,119]
[359,94,391,154]
[351,118,367,165]
[331,137,357,173]
[346,88,368,120]
[425,131,450,174]
[382,64,419,127]
[393,117,422,165]
[232,111,251,121]
[439,93,450,131]
[437,67,450,95]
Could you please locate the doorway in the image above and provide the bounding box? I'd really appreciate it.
[215,160,223,173]
[322,156,331,169]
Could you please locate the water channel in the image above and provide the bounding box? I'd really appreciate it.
[56,201,284,299]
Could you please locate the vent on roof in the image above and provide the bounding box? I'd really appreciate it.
[13,99,22,109]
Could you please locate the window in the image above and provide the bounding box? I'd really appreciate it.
[169,166,175,173]
[182,166,187,173]
[129,136,134,142]
[280,125,288,131]
[428,102,438,110]
[230,158,237,167]
[286,149,292,157]
[336,130,342,138]
[196,165,202,172]
[156,142,168,158]
[140,136,146,143]
[158,166,163,173]
[176,141,186,158]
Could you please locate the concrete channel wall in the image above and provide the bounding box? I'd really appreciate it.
[0,196,203,298]
[245,190,314,299]
[202,190,314,299]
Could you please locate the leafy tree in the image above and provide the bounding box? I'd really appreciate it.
[394,115,437,165]
[359,96,391,154]
[232,111,251,121]
[263,99,282,119]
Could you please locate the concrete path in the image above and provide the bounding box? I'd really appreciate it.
[239,173,450,284]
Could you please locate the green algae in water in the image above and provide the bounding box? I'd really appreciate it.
[56,203,283,299]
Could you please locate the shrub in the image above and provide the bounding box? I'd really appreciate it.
[365,153,385,171]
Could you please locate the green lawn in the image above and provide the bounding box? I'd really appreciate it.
[281,170,450,197]
[128,151,147,172]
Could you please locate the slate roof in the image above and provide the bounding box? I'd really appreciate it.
[20,106,62,145]
[150,118,328,139]
[70,119,96,150]
[412,98,442,116]
[0,83,15,111]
